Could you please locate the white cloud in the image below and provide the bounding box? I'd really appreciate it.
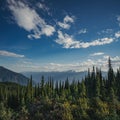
[103,55,109,60]
[55,31,115,49]
[7,0,55,39]
[46,62,81,72]
[78,28,87,34]
[64,15,74,23]
[55,31,80,48]
[42,25,55,36]
[90,52,104,56]
[58,15,74,29]
[84,39,112,48]
[115,31,120,38]
[79,37,114,48]
[0,50,24,58]
[103,55,120,63]
[58,22,70,29]
[103,55,120,70]
[48,58,109,72]
[80,56,120,72]
[41,57,112,72]
[111,56,120,61]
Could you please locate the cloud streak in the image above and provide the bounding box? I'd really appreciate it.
[55,31,115,49]
[90,52,104,56]
[0,50,25,58]
[7,0,55,39]
[98,29,113,35]
[78,28,87,34]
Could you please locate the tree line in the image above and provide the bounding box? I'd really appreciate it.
[0,57,120,120]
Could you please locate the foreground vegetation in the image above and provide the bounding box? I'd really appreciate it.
[0,58,120,120]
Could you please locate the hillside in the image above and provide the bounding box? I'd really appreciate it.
[0,66,28,85]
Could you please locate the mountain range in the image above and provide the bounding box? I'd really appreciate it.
[22,70,88,83]
[0,66,107,85]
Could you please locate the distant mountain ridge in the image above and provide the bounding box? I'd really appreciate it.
[22,70,88,83]
[0,66,28,85]
[0,66,107,85]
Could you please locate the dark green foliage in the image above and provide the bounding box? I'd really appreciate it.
[1,58,120,119]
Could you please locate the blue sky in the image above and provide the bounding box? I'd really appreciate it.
[0,0,120,72]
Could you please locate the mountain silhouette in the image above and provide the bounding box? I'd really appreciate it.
[0,66,28,85]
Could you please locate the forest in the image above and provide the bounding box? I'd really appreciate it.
[0,57,120,120]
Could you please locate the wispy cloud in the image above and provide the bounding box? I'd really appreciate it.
[104,55,120,62]
[58,15,74,29]
[37,2,51,16]
[9,55,120,72]
[64,15,74,23]
[98,29,113,35]
[78,28,87,34]
[90,52,104,56]
[114,16,120,39]
[111,56,120,62]
[39,56,120,72]
[55,31,115,49]
[103,55,120,70]
[115,31,120,38]
[37,3,49,12]
[7,0,55,39]
[0,50,24,58]
[58,22,71,29]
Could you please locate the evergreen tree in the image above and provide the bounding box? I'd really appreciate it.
[80,81,87,98]
[116,68,120,99]
[108,57,115,89]
[91,66,96,97]
[40,75,45,97]
[65,77,70,90]
[27,75,33,101]
[95,68,100,97]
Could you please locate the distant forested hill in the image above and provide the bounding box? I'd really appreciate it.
[0,66,28,85]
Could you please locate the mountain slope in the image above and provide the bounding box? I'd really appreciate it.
[0,66,28,85]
